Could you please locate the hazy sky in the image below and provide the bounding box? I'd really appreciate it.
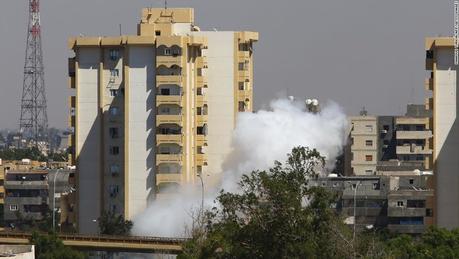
[0,0,452,129]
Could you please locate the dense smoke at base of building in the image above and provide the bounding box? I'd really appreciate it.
[132,97,348,237]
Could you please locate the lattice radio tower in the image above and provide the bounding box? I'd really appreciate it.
[19,0,48,144]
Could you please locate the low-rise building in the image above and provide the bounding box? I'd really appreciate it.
[4,169,75,231]
[314,173,434,234]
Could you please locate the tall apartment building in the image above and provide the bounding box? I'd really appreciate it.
[345,105,432,176]
[68,8,258,233]
[425,37,459,229]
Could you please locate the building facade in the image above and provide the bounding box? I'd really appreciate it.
[346,105,432,176]
[68,8,258,233]
[425,37,459,229]
[314,174,434,234]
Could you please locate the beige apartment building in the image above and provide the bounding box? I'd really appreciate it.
[68,8,258,233]
[425,37,459,229]
[348,116,379,175]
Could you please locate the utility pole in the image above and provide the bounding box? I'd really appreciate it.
[19,0,48,147]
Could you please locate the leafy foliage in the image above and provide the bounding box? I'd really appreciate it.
[29,231,85,259]
[0,147,47,161]
[98,211,133,236]
[180,147,353,259]
[179,146,459,259]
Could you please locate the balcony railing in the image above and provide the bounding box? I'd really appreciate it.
[388,224,425,234]
[156,75,182,85]
[396,131,432,140]
[156,56,182,67]
[156,135,182,145]
[156,154,182,165]
[396,145,432,155]
[156,95,182,106]
[156,173,182,184]
[156,115,182,126]
[388,207,426,217]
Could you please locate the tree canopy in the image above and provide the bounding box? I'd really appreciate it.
[98,211,133,236]
[29,231,85,259]
[179,146,459,259]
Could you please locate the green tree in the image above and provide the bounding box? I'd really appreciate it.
[29,231,85,259]
[98,211,133,236]
[180,147,353,259]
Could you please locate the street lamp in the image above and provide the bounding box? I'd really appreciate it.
[196,173,204,217]
[348,180,361,242]
[52,169,62,231]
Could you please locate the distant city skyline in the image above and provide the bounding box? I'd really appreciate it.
[0,0,452,129]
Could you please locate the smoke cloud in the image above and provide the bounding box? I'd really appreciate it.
[132,98,348,237]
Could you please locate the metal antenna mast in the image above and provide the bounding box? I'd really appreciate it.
[19,0,48,145]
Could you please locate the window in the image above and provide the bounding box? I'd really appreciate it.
[409,179,414,185]
[109,89,119,97]
[110,165,120,176]
[238,101,246,112]
[109,127,119,139]
[197,88,203,95]
[164,48,171,55]
[407,200,426,208]
[372,182,379,190]
[365,169,373,175]
[350,137,354,145]
[109,49,119,60]
[160,88,170,95]
[365,155,373,162]
[155,30,161,36]
[365,140,373,147]
[197,68,203,76]
[109,107,120,116]
[160,107,171,114]
[110,69,119,77]
[365,125,373,132]
[238,82,245,90]
[110,146,120,155]
[9,205,18,211]
[109,185,119,198]
[350,152,354,161]
[197,125,207,135]
[197,107,202,115]
[238,62,247,71]
[397,201,404,207]
[426,208,434,217]
[426,50,434,59]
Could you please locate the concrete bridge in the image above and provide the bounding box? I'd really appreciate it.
[0,232,185,254]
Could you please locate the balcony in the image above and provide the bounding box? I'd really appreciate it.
[197,115,208,125]
[425,58,433,70]
[68,58,76,77]
[196,95,206,106]
[425,97,433,111]
[388,224,426,234]
[156,75,182,85]
[196,154,207,165]
[156,135,182,145]
[156,95,182,106]
[69,115,76,128]
[68,76,75,89]
[70,96,76,108]
[5,181,48,190]
[388,207,427,217]
[238,70,250,81]
[396,145,432,155]
[156,115,182,126]
[238,90,251,101]
[196,57,208,68]
[196,135,206,145]
[197,76,207,86]
[238,51,250,60]
[156,173,182,184]
[156,154,182,165]
[6,197,47,205]
[424,78,433,91]
[396,131,432,140]
[156,56,182,67]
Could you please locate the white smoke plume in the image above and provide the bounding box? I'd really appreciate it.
[132,98,348,237]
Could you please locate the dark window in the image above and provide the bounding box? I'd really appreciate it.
[409,179,414,185]
[109,127,119,139]
[197,88,203,95]
[197,107,202,115]
[110,146,120,155]
[426,50,434,59]
[407,200,426,208]
[160,88,170,95]
[426,208,434,217]
[109,49,119,60]
[155,30,161,36]
[238,101,246,112]
[365,140,373,146]
[365,155,373,162]
[238,82,245,90]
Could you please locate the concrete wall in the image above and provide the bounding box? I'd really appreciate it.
[434,48,459,228]
[350,116,378,175]
[127,46,156,219]
[194,31,236,186]
[77,48,101,234]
